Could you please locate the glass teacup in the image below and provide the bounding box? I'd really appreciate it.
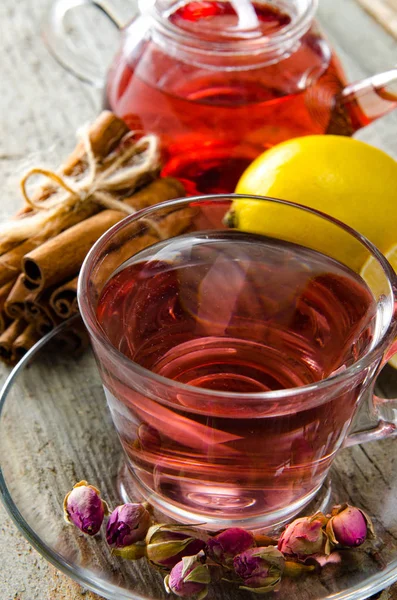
[79,195,397,529]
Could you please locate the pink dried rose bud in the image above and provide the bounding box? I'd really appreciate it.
[326,504,375,548]
[206,527,256,567]
[278,512,330,559]
[233,546,285,593]
[106,503,151,548]
[146,524,208,569]
[164,554,211,599]
[63,480,109,536]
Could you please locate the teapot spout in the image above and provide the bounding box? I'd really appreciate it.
[329,69,397,135]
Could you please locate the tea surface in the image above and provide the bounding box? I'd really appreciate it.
[98,231,376,390]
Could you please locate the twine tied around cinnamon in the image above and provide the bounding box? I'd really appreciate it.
[0,127,163,245]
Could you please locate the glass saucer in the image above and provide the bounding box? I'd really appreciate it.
[1,322,397,600]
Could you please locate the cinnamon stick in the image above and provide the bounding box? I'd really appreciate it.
[24,289,59,336]
[22,178,185,293]
[17,111,129,213]
[12,322,40,363]
[0,280,15,333]
[57,323,89,355]
[0,319,26,365]
[4,275,31,319]
[71,297,78,316]
[50,277,79,319]
[0,112,131,256]
[62,111,130,177]
[36,313,61,337]
[90,206,196,290]
[0,239,39,286]
[23,211,128,292]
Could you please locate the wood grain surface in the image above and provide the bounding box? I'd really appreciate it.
[0,0,396,599]
[355,0,397,39]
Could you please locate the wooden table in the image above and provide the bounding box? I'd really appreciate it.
[0,0,396,598]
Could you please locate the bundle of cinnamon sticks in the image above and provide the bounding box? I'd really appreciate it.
[0,111,187,366]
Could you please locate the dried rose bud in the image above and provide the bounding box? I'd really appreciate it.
[233,546,285,593]
[278,513,329,559]
[113,543,147,560]
[164,554,211,599]
[326,504,375,548]
[146,524,208,569]
[106,503,151,548]
[206,528,256,567]
[63,480,109,536]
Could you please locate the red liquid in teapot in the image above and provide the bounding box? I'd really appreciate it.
[105,1,356,194]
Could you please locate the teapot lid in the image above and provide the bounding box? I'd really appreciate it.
[136,1,317,68]
[139,0,316,45]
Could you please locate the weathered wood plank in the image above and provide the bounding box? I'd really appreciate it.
[355,0,397,39]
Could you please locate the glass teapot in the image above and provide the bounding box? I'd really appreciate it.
[45,0,397,194]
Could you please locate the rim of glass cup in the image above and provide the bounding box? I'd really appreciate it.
[78,193,397,404]
[1,321,397,600]
[138,0,318,56]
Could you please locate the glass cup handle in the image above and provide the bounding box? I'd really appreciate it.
[344,341,397,448]
[43,0,136,87]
